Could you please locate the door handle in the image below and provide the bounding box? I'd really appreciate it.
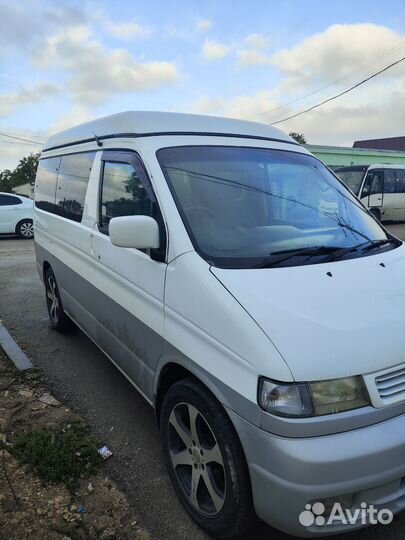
[90,233,96,256]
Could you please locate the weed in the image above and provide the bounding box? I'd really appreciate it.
[13,421,102,491]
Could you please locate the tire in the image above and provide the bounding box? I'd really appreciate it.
[370,208,381,221]
[44,267,74,332]
[16,219,34,239]
[160,378,255,539]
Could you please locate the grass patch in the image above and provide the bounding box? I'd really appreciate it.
[13,421,103,491]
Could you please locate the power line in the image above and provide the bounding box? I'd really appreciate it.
[9,131,46,142]
[270,56,405,126]
[0,140,40,146]
[265,42,405,117]
[0,133,44,145]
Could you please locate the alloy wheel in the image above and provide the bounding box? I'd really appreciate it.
[19,221,34,238]
[46,275,59,324]
[168,402,226,516]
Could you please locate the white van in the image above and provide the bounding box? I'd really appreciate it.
[34,112,405,538]
[335,164,405,222]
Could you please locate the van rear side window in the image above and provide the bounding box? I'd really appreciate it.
[35,157,61,213]
[35,152,95,222]
[56,153,94,222]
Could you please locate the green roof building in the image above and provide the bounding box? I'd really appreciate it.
[305,144,405,170]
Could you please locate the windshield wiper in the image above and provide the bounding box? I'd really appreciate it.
[253,246,346,268]
[360,238,398,253]
[253,238,399,268]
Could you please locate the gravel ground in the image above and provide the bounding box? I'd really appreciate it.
[0,348,149,540]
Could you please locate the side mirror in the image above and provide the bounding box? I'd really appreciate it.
[109,215,160,250]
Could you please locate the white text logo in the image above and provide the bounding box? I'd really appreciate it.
[299,502,393,528]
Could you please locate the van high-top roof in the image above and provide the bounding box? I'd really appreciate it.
[43,111,296,152]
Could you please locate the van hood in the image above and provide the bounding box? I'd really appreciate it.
[211,246,405,381]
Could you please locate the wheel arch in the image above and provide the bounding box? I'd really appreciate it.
[43,260,52,282]
[15,217,33,233]
[155,360,230,428]
[154,355,259,430]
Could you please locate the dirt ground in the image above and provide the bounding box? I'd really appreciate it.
[0,347,150,540]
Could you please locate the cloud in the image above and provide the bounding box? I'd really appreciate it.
[194,91,279,120]
[0,0,85,51]
[0,83,60,117]
[193,23,405,146]
[283,79,405,145]
[237,49,272,67]
[202,39,231,61]
[195,18,213,33]
[271,23,405,88]
[235,33,272,68]
[49,104,95,134]
[33,25,180,105]
[245,33,270,49]
[192,75,405,146]
[105,20,152,41]
[0,127,45,171]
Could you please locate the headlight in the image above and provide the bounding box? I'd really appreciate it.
[258,376,369,417]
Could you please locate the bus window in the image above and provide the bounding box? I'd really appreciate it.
[370,172,383,195]
[383,170,396,194]
[361,171,383,198]
[361,174,372,198]
[395,170,405,193]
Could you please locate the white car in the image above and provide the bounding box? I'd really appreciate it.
[34,112,405,538]
[0,192,34,238]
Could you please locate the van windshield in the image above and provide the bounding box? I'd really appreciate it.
[157,146,395,269]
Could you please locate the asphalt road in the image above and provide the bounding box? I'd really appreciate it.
[0,224,404,540]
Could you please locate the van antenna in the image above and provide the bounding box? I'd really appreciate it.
[93,132,103,147]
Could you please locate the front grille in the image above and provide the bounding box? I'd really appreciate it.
[375,366,405,406]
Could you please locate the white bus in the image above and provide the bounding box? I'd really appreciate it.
[335,164,405,222]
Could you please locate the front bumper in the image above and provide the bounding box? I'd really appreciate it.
[228,410,405,537]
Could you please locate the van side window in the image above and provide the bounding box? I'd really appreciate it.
[99,162,154,234]
[35,157,61,213]
[56,153,94,222]
[35,152,95,221]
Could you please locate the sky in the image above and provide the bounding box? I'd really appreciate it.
[0,0,404,170]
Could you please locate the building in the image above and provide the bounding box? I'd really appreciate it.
[305,144,405,170]
[353,136,405,152]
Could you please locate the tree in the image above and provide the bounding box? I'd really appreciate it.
[0,152,40,193]
[289,132,307,144]
[11,153,40,187]
[0,169,14,193]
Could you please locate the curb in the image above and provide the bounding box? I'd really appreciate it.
[0,322,33,371]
